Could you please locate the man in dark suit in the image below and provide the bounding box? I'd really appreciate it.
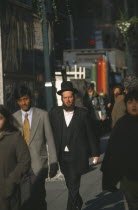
[13,86,58,210]
[50,81,100,210]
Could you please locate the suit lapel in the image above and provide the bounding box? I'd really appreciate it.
[16,110,23,135]
[68,107,82,142]
[57,107,64,143]
[29,108,40,144]
[56,107,82,145]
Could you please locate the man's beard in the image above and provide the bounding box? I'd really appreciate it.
[62,102,75,111]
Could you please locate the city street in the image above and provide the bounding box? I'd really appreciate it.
[46,137,127,210]
[0,1,138,210]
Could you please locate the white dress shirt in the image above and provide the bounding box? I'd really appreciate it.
[21,108,33,128]
[63,110,74,152]
[63,110,74,127]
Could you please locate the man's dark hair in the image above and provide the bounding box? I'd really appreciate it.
[87,83,95,90]
[0,105,18,132]
[124,88,138,104]
[14,86,32,100]
[113,85,124,95]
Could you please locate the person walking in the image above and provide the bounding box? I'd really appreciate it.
[107,85,124,112]
[83,83,107,141]
[83,83,107,121]
[50,81,100,210]
[112,74,138,127]
[101,89,138,210]
[13,86,58,210]
[0,105,30,210]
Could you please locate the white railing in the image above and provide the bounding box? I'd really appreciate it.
[55,65,86,105]
[55,65,86,80]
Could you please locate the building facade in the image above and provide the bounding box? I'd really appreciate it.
[55,0,138,74]
[0,0,45,112]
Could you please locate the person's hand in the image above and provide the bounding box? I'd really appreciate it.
[92,157,99,165]
[49,170,57,179]
[101,118,105,121]
[49,163,59,178]
[107,103,111,108]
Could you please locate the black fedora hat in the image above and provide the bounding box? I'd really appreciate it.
[57,81,78,95]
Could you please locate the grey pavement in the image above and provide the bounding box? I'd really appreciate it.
[46,137,127,210]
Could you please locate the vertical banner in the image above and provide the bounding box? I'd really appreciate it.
[0,24,3,104]
[91,63,97,89]
[97,57,102,93]
[101,59,107,95]
[97,56,107,95]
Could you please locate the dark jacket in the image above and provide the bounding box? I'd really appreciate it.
[0,131,31,210]
[101,114,138,191]
[83,93,107,121]
[112,97,126,128]
[50,106,100,176]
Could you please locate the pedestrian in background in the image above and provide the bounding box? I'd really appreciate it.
[107,84,124,112]
[101,89,138,210]
[50,81,100,210]
[83,83,107,141]
[0,105,30,210]
[13,86,58,210]
[75,92,84,107]
[33,89,46,110]
[112,74,138,127]
[106,85,124,130]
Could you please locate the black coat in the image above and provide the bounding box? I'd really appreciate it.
[0,131,31,210]
[101,114,138,191]
[50,106,100,176]
[83,94,107,121]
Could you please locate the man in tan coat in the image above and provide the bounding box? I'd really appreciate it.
[14,86,58,210]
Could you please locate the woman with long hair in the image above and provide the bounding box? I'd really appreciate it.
[0,105,30,210]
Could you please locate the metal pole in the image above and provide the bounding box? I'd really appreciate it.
[0,20,4,104]
[124,0,128,17]
[69,15,75,49]
[124,0,133,73]
[39,0,54,111]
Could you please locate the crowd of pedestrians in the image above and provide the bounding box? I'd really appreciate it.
[0,75,138,210]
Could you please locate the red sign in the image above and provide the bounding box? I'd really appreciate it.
[90,40,95,45]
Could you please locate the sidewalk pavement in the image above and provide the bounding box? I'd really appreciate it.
[46,137,127,210]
